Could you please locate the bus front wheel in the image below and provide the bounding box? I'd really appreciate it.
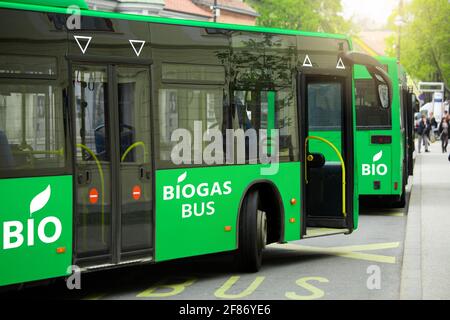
[237,190,267,272]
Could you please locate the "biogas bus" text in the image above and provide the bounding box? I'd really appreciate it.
[163,172,232,218]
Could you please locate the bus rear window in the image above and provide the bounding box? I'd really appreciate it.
[0,82,66,174]
[356,79,392,128]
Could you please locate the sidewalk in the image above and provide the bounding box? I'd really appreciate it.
[400,141,450,299]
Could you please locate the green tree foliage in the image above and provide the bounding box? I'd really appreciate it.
[246,0,353,34]
[386,0,450,90]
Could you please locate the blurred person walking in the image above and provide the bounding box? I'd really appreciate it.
[418,114,431,153]
[429,112,438,142]
[439,117,449,153]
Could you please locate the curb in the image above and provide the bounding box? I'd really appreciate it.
[399,154,422,299]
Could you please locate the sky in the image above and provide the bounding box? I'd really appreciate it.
[342,0,399,28]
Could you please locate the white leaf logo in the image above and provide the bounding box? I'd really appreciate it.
[373,151,383,163]
[30,185,51,216]
[177,171,187,184]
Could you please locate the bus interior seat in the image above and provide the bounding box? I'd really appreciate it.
[93,124,136,162]
[0,130,14,169]
[306,162,345,228]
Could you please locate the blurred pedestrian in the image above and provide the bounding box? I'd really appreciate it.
[429,112,438,141]
[439,117,449,153]
[418,114,431,153]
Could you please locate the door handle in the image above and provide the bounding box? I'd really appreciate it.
[77,173,84,185]
[78,170,92,185]
[85,170,91,184]
[139,166,151,180]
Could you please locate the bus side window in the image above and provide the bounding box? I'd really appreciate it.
[232,90,299,162]
[0,130,14,169]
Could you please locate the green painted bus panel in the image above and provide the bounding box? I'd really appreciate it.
[355,56,404,197]
[0,0,349,41]
[155,163,301,262]
[354,64,371,79]
[0,176,73,287]
[0,0,88,9]
[355,130,397,195]
[308,130,342,162]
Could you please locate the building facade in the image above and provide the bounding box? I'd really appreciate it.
[85,0,258,25]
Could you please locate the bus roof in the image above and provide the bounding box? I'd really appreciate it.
[2,0,89,9]
[0,0,351,43]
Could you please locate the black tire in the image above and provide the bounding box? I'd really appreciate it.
[236,190,267,273]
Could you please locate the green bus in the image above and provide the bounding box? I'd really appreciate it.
[0,0,392,288]
[355,56,415,207]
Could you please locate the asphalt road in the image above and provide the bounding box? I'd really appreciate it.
[2,197,408,300]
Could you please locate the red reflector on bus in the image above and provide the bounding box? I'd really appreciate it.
[89,188,99,204]
[289,218,296,223]
[132,185,142,201]
[224,226,232,232]
[394,182,398,190]
[371,135,392,144]
[56,247,66,254]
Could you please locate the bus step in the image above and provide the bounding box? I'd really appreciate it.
[303,227,350,239]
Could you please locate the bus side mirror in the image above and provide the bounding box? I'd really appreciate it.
[378,84,389,109]
[372,72,390,109]
[342,51,393,109]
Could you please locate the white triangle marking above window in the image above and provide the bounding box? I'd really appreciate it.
[303,54,313,67]
[336,57,346,70]
[74,35,92,54]
[129,40,146,57]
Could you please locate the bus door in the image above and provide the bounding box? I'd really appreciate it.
[300,75,353,236]
[72,63,153,267]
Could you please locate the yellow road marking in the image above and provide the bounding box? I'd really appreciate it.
[83,293,105,300]
[331,242,400,252]
[215,276,265,299]
[137,278,196,298]
[285,277,329,300]
[269,242,400,264]
[382,213,405,217]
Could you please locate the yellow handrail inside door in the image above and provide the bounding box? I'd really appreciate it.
[121,141,148,163]
[305,136,347,217]
[76,143,106,243]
